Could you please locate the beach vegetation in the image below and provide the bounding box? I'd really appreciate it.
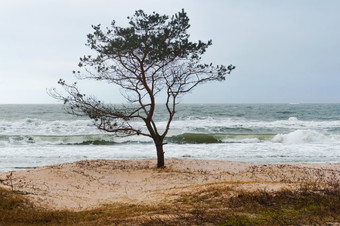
[49,9,235,168]
[1,178,339,225]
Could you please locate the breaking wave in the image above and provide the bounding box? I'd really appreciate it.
[0,134,121,146]
[2,130,340,146]
[166,133,276,144]
[272,130,340,144]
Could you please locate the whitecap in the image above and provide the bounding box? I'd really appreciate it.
[272,130,332,144]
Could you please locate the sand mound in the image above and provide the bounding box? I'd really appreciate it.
[0,158,339,211]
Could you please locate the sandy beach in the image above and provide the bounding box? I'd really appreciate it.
[0,158,339,211]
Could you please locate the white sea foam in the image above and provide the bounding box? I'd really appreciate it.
[0,118,97,135]
[1,104,340,171]
[222,137,260,143]
[168,117,340,134]
[2,115,340,146]
[2,141,340,171]
[272,130,339,144]
[2,115,340,136]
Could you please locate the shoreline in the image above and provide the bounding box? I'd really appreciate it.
[0,158,339,211]
[2,158,340,173]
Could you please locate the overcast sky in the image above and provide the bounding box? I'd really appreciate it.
[1,0,340,104]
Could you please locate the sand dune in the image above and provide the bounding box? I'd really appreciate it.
[0,158,339,211]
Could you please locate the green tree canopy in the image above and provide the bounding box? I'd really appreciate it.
[50,9,235,168]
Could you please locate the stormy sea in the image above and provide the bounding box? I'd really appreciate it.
[1,104,340,171]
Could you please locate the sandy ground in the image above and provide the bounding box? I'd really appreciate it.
[0,158,339,211]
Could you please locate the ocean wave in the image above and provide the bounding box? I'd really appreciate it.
[166,133,276,144]
[0,118,98,135]
[2,116,340,137]
[2,130,340,146]
[166,117,340,135]
[272,130,340,144]
[0,134,119,145]
[0,133,278,146]
[167,131,340,144]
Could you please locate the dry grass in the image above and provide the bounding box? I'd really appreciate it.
[1,168,339,226]
[172,182,340,225]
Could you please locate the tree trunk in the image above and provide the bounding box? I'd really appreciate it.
[155,142,165,168]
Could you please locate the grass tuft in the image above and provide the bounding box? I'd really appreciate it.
[0,171,339,225]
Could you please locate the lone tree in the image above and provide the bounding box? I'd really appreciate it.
[51,9,235,168]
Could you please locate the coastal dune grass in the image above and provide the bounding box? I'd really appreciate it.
[1,179,339,225]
